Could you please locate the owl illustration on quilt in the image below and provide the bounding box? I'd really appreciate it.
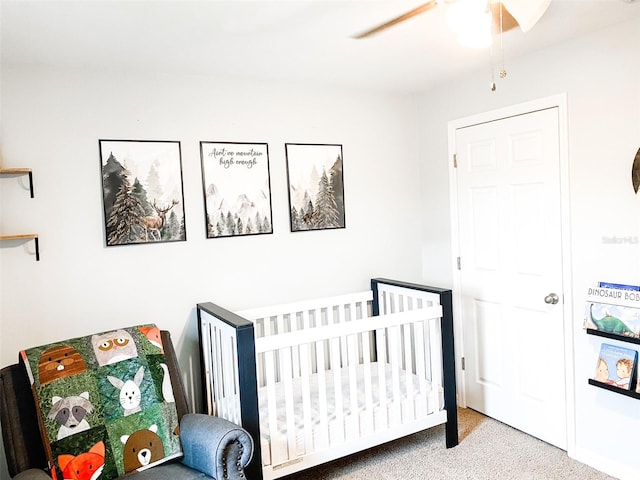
[91,329,138,366]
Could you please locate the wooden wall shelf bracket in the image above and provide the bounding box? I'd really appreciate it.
[0,234,40,261]
[0,168,34,197]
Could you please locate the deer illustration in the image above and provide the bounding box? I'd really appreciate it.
[141,199,179,241]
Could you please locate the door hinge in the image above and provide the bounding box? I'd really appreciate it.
[461,357,465,370]
[453,153,458,168]
[457,257,461,270]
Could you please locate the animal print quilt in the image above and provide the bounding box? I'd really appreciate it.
[20,324,182,480]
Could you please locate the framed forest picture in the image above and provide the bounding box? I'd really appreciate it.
[285,143,345,232]
[200,141,273,238]
[99,140,186,246]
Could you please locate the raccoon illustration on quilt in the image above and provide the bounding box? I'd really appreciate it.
[47,392,94,440]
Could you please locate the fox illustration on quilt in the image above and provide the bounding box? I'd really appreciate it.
[20,324,182,480]
[58,441,105,480]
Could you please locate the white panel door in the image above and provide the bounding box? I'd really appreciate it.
[455,107,567,449]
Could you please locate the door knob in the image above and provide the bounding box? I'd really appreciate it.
[544,293,559,305]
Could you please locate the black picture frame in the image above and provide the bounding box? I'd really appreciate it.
[99,139,187,246]
[285,143,345,232]
[200,141,273,238]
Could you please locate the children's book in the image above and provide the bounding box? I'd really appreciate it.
[594,343,638,390]
[584,302,640,339]
[599,282,640,291]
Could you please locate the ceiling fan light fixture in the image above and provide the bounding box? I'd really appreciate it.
[446,0,494,48]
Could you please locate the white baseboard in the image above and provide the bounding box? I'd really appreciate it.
[571,446,639,480]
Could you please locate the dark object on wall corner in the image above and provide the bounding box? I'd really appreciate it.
[632,147,640,193]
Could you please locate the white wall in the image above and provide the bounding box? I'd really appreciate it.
[418,17,640,480]
[3,14,640,480]
[0,65,425,476]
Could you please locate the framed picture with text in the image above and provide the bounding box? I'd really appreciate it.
[200,141,273,238]
[285,143,345,232]
[99,139,186,246]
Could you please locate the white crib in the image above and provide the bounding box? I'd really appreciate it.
[197,278,458,480]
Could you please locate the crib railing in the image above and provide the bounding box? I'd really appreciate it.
[372,278,458,448]
[237,290,373,388]
[197,278,458,480]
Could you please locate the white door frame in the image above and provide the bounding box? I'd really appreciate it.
[447,93,575,455]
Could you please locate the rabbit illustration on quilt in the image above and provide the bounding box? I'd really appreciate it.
[107,366,144,416]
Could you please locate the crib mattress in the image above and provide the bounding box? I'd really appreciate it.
[258,362,444,467]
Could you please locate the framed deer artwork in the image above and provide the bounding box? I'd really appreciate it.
[99,139,187,246]
[199,141,273,238]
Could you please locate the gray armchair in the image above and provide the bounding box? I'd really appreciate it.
[1,331,254,480]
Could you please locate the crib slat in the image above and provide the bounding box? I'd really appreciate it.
[414,319,429,414]
[361,330,374,434]
[263,315,285,466]
[375,327,387,431]
[388,325,401,426]
[330,336,345,443]
[299,329,313,454]
[315,328,329,448]
[202,323,214,416]
[346,332,359,437]
[216,327,230,418]
[281,346,298,458]
[403,323,416,421]
[428,316,443,413]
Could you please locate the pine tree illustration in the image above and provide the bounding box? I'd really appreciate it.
[165,210,180,240]
[106,180,145,245]
[131,177,153,215]
[313,168,340,228]
[262,216,272,233]
[102,151,128,219]
[291,206,301,231]
[226,211,236,236]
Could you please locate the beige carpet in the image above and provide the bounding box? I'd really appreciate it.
[287,408,615,479]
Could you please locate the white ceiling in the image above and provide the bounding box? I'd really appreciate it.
[2,0,640,94]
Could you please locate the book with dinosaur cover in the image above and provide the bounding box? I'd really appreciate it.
[594,343,638,390]
[584,284,640,339]
[584,302,640,339]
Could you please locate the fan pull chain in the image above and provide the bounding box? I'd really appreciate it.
[490,2,507,91]
[499,3,507,79]
[490,43,496,91]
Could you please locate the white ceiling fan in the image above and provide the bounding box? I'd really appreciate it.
[354,0,552,46]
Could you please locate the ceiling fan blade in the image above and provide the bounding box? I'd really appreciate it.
[490,2,519,33]
[499,0,551,32]
[353,1,438,39]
